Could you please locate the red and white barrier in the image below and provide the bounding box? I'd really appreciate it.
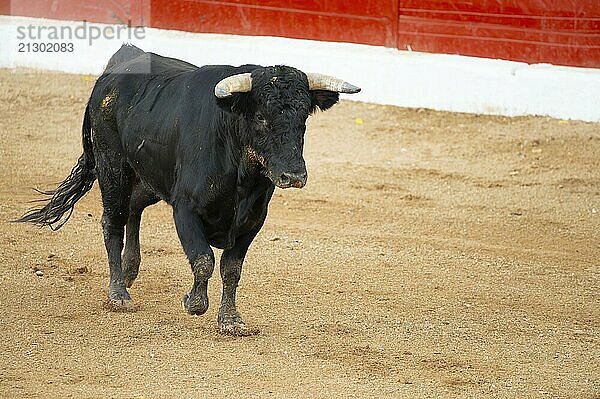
[1,15,599,122]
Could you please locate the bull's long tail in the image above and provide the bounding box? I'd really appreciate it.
[16,103,96,230]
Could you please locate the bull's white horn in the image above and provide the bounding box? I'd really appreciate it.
[214,73,252,98]
[306,73,361,93]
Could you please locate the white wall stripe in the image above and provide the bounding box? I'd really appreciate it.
[2,16,599,122]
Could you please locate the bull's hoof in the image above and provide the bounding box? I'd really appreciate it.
[106,286,135,312]
[104,298,136,312]
[122,256,140,288]
[123,274,137,289]
[217,311,259,336]
[182,292,209,315]
[218,321,258,337]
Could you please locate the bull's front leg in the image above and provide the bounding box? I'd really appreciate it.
[173,203,214,315]
[218,229,261,336]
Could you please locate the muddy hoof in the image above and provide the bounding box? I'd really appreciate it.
[123,275,137,288]
[104,298,136,312]
[122,259,139,288]
[218,321,259,337]
[218,312,259,336]
[182,292,208,315]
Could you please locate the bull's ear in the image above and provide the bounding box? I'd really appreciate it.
[310,90,340,112]
[216,93,252,115]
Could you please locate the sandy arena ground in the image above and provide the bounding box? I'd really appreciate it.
[0,69,598,398]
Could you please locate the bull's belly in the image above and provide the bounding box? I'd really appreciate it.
[124,136,176,200]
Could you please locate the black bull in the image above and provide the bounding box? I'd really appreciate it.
[17,44,360,335]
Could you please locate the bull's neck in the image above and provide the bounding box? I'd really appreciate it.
[237,147,269,189]
[214,111,272,191]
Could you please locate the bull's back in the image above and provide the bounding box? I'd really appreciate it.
[89,47,200,198]
[89,47,258,202]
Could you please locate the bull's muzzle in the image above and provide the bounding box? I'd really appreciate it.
[276,171,307,189]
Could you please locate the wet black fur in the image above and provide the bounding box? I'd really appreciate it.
[16,44,342,326]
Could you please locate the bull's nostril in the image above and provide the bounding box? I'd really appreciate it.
[280,173,291,184]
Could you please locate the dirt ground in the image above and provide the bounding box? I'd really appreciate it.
[0,68,598,398]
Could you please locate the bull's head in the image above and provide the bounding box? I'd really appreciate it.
[214,66,360,189]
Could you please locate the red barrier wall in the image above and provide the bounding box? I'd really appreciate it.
[151,1,399,48]
[397,1,600,68]
[8,0,147,25]
[4,0,599,67]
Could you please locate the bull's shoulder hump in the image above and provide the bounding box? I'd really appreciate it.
[147,52,199,70]
[104,51,198,77]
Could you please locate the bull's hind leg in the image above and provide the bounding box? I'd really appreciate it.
[95,150,135,311]
[122,180,160,288]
